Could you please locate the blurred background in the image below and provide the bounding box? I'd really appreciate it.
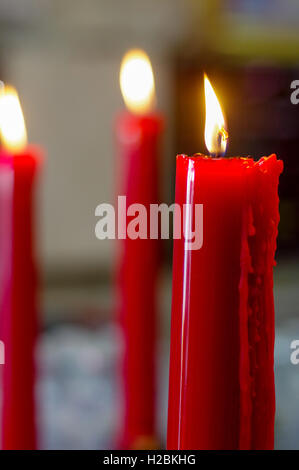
[0,0,298,449]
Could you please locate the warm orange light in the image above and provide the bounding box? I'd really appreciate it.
[120,49,155,115]
[204,74,228,156]
[0,85,27,153]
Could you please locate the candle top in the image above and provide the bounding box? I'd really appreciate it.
[176,153,283,176]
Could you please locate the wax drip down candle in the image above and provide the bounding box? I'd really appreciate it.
[115,50,164,449]
[0,86,42,450]
[167,75,283,450]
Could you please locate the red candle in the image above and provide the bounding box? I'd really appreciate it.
[0,86,42,449]
[167,76,283,450]
[116,50,163,449]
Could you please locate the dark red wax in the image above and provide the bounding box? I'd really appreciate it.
[115,112,163,449]
[0,147,41,449]
[167,154,283,450]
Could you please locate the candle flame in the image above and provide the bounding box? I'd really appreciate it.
[204,74,228,156]
[120,49,155,115]
[0,85,27,153]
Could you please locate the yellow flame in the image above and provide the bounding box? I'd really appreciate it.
[204,74,228,156]
[120,49,155,115]
[0,85,27,153]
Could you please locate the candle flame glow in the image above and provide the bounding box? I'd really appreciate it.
[204,74,228,156]
[0,85,27,153]
[120,49,155,115]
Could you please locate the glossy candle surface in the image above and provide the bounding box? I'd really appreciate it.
[116,111,163,449]
[0,156,14,425]
[0,147,41,449]
[167,154,283,450]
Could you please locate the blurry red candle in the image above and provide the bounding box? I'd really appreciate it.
[0,86,42,449]
[115,50,163,449]
[167,76,283,450]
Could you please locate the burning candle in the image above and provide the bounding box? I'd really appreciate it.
[167,75,283,450]
[0,85,42,449]
[116,50,163,449]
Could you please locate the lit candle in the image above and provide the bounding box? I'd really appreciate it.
[0,85,42,449]
[116,50,164,449]
[167,75,283,450]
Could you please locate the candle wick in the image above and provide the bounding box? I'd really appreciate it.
[210,127,229,158]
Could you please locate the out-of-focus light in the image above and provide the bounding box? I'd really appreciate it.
[120,49,155,115]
